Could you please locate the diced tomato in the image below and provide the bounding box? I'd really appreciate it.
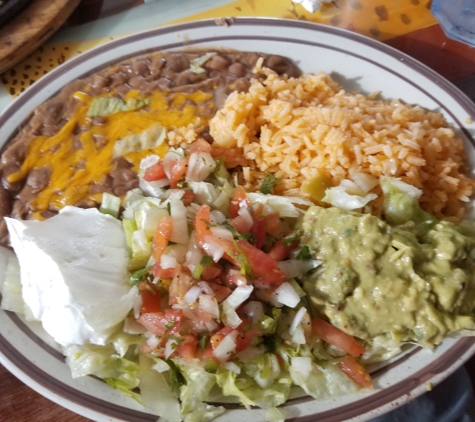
[201,263,223,281]
[210,146,249,168]
[210,333,226,350]
[226,270,247,287]
[250,218,266,249]
[192,306,214,324]
[229,186,250,218]
[176,334,198,364]
[214,325,235,337]
[251,202,264,219]
[137,308,182,336]
[263,212,282,236]
[229,215,252,234]
[182,190,195,206]
[268,239,297,261]
[201,346,220,369]
[195,204,212,246]
[143,161,167,182]
[234,328,260,353]
[339,356,372,388]
[168,272,193,305]
[311,319,365,357]
[151,262,177,279]
[233,239,287,285]
[139,282,162,314]
[152,216,173,262]
[207,282,232,303]
[169,157,189,188]
[187,138,212,154]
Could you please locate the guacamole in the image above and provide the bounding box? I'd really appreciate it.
[301,206,475,347]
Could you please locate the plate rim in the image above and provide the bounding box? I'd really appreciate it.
[1,16,475,422]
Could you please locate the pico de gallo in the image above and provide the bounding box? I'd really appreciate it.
[98,138,372,421]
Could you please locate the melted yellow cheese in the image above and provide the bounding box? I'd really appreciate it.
[8,89,213,218]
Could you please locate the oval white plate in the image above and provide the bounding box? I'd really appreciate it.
[1,17,475,422]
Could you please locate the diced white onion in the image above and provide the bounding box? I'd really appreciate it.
[222,285,254,328]
[223,285,254,309]
[139,178,168,197]
[271,282,300,308]
[164,338,178,358]
[291,323,307,345]
[169,196,189,244]
[213,330,238,362]
[140,154,160,169]
[202,236,226,262]
[227,269,247,287]
[133,294,143,319]
[205,319,219,331]
[186,152,216,182]
[199,294,219,319]
[146,334,160,349]
[289,307,307,335]
[278,259,321,278]
[223,361,241,374]
[198,281,214,295]
[291,356,313,381]
[160,254,177,269]
[152,359,170,373]
[184,285,202,305]
[210,226,234,241]
[237,207,253,227]
[210,210,226,225]
[242,301,265,323]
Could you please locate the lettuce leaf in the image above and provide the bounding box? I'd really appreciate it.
[87,96,150,117]
[64,342,141,401]
[138,354,182,422]
[113,124,167,157]
[176,362,224,420]
[381,176,437,228]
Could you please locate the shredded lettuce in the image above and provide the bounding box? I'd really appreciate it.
[99,192,121,219]
[0,256,24,315]
[189,52,217,74]
[87,96,151,117]
[138,354,182,422]
[113,124,167,157]
[247,193,312,218]
[176,362,224,419]
[322,179,378,211]
[381,176,437,228]
[289,360,361,399]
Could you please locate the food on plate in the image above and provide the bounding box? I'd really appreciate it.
[211,61,475,220]
[0,50,299,245]
[1,49,475,421]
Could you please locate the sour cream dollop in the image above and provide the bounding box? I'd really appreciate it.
[5,206,137,347]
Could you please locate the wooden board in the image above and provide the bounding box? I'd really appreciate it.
[0,0,81,74]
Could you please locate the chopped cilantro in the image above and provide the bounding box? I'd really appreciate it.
[167,334,185,345]
[128,267,151,285]
[199,335,209,350]
[260,174,281,194]
[282,230,301,247]
[165,359,187,392]
[296,245,311,260]
[165,321,176,333]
